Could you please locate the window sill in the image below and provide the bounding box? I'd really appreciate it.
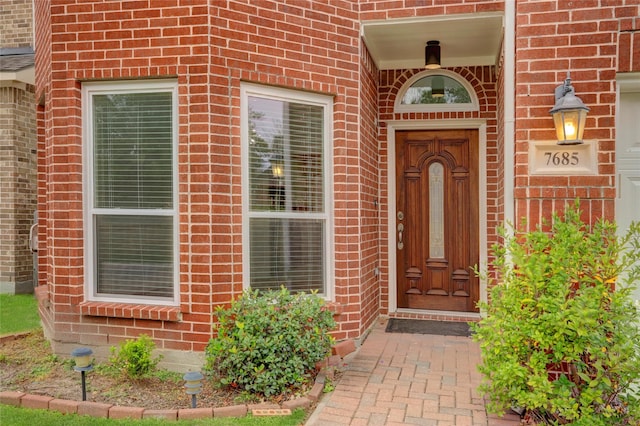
[79,302,182,322]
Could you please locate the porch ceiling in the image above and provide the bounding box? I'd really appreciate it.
[361,13,504,70]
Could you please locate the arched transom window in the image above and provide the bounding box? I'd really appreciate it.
[395,70,479,113]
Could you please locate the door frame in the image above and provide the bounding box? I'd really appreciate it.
[616,73,640,307]
[386,119,487,317]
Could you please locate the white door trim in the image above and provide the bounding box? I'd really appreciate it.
[386,119,487,317]
[616,73,640,309]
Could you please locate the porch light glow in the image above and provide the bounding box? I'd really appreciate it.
[272,161,283,178]
[549,73,589,145]
[425,40,441,70]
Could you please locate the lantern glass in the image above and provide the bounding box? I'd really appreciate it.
[552,108,588,145]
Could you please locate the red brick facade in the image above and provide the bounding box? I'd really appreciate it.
[33,0,640,368]
[514,0,640,229]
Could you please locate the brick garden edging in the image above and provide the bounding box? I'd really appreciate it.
[0,341,355,420]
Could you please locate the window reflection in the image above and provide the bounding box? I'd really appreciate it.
[401,75,471,105]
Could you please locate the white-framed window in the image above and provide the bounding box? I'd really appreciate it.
[395,69,479,113]
[241,83,334,298]
[83,80,179,305]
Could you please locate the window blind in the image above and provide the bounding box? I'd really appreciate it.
[93,93,173,209]
[90,90,174,300]
[95,215,173,298]
[247,96,326,293]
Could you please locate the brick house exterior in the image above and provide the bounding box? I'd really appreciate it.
[33,0,640,370]
[0,0,37,295]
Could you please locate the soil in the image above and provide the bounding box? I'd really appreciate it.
[0,329,311,411]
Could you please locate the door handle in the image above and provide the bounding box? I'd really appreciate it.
[397,223,404,250]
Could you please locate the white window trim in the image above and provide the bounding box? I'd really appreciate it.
[240,83,334,300]
[395,69,479,113]
[82,79,179,306]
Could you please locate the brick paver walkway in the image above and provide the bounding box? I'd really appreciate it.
[306,318,521,426]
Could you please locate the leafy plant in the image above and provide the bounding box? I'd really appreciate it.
[109,334,162,379]
[323,378,335,393]
[204,287,336,398]
[472,201,640,425]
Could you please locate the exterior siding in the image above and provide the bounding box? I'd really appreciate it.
[492,47,506,274]
[32,0,639,367]
[0,0,37,294]
[0,85,37,293]
[619,15,640,73]
[0,0,33,48]
[358,44,380,336]
[34,0,51,298]
[34,0,367,365]
[514,0,640,229]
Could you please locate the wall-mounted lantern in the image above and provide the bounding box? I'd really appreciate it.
[549,73,590,145]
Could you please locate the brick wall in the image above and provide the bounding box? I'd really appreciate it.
[33,0,51,295]
[34,0,370,364]
[358,44,380,336]
[491,49,506,274]
[619,14,640,72]
[33,0,637,364]
[514,0,640,228]
[358,0,503,19]
[0,0,33,48]
[0,85,37,293]
[0,0,36,294]
[37,0,214,357]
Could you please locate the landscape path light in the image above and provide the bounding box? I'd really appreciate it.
[71,347,93,401]
[183,371,204,408]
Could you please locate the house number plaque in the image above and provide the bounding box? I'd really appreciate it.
[529,141,597,175]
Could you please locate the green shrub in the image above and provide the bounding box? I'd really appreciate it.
[204,287,336,398]
[472,201,640,425]
[109,334,162,379]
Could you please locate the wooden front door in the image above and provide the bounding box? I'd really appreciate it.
[396,129,479,312]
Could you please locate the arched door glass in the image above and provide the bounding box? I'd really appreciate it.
[400,74,472,105]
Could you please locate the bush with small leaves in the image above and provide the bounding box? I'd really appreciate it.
[472,201,640,425]
[204,287,336,398]
[109,334,162,379]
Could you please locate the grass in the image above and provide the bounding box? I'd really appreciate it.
[0,405,307,425]
[0,294,41,335]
